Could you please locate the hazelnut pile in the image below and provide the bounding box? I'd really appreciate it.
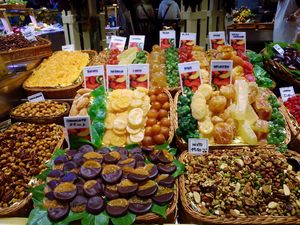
[183,148,300,217]
[0,123,63,207]
[11,100,68,118]
[0,34,48,51]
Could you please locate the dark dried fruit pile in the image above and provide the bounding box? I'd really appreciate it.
[0,34,48,51]
[43,145,177,222]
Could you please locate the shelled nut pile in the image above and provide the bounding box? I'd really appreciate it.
[11,100,68,117]
[0,123,63,207]
[70,89,92,116]
[183,148,300,217]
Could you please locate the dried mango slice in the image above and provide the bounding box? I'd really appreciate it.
[128,108,143,127]
[130,130,145,143]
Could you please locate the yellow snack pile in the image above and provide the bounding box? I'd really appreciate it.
[25,51,89,88]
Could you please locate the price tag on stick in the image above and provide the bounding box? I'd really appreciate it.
[22,28,37,42]
[210,60,233,89]
[84,65,105,90]
[128,64,149,89]
[178,61,202,92]
[106,65,128,91]
[273,44,284,55]
[159,30,176,49]
[109,36,127,51]
[28,92,45,102]
[62,44,75,51]
[279,86,295,102]
[128,35,145,50]
[229,32,246,53]
[209,31,225,49]
[188,138,209,155]
[179,32,196,47]
[64,116,92,147]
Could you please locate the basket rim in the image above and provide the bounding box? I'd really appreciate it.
[178,149,300,225]
[0,123,65,216]
[174,89,291,149]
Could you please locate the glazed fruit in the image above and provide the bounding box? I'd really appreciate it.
[106,198,129,217]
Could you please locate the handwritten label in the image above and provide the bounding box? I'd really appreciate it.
[128,35,145,50]
[178,61,201,92]
[106,65,128,91]
[128,64,149,89]
[159,30,176,49]
[22,28,37,42]
[179,32,196,47]
[109,35,127,51]
[229,32,246,53]
[209,31,225,50]
[273,44,284,55]
[188,138,209,155]
[27,92,45,102]
[64,116,92,147]
[210,60,233,88]
[84,65,105,90]
[279,86,295,102]
[62,44,75,51]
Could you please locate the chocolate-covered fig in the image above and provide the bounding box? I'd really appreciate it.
[144,164,158,179]
[101,164,122,184]
[142,147,153,153]
[54,155,68,165]
[148,150,159,163]
[79,144,94,154]
[157,163,176,174]
[127,168,149,183]
[53,182,77,201]
[157,150,174,164]
[73,152,84,165]
[70,195,87,213]
[106,198,129,217]
[132,153,145,162]
[103,151,121,164]
[47,180,59,190]
[152,186,174,205]
[117,179,138,197]
[48,204,69,222]
[128,197,152,214]
[83,152,103,163]
[47,170,64,182]
[83,180,103,197]
[86,196,105,214]
[96,147,110,154]
[61,172,77,183]
[136,161,146,168]
[80,160,101,180]
[63,161,78,172]
[136,180,157,198]
[156,174,175,188]
[115,147,128,160]
[104,185,120,199]
[118,158,136,168]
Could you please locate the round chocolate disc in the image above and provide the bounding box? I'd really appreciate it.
[117,179,138,197]
[79,144,94,154]
[48,205,69,222]
[101,164,122,184]
[103,151,121,164]
[53,182,77,201]
[128,197,152,214]
[127,168,149,183]
[70,195,87,213]
[80,160,102,180]
[54,155,68,165]
[106,198,129,217]
[144,164,158,179]
[63,161,78,172]
[96,147,110,154]
[157,150,174,164]
[104,185,120,200]
[136,180,158,198]
[157,163,176,174]
[83,180,103,197]
[157,174,175,188]
[86,196,105,214]
[152,186,174,205]
[118,158,136,168]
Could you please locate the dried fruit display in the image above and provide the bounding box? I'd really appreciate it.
[166,46,179,88]
[27,145,183,224]
[24,51,89,88]
[149,45,167,88]
[0,123,63,208]
[284,95,300,124]
[69,89,92,116]
[182,148,300,217]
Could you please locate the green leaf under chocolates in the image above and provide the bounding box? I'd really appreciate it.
[150,203,168,219]
[55,211,85,225]
[155,142,177,155]
[69,134,97,149]
[28,184,45,209]
[27,208,51,225]
[172,159,186,178]
[111,212,136,225]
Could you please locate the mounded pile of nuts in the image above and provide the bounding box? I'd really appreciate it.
[183,148,300,217]
[0,34,48,51]
[69,89,92,116]
[0,123,63,207]
[11,100,68,118]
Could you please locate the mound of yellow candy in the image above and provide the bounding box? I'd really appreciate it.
[103,87,150,146]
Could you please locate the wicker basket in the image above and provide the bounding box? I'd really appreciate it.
[0,124,65,217]
[0,4,26,10]
[264,59,300,88]
[178,148,300,225]
[279,95,300,152]
[162,88,175,145]
[0,37,52,64]
[136,181,178,224]
[10,102,70,125]
[23,50,97,99]
[174,89,291,151]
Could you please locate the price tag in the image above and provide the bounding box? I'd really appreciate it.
[29,15,38,26]
[209,31,225,50]
[210,60,233,88]
[84,65,105,90]
[0,119,11,132]
[64,116,92,147]
[178,61,201,92]
[128,64,149,89]
[1,18,12,33]
[62,44,75,51]
[273,44,284,55]
[159,30,176,49]
[106,65,128,91]
[109,35,127,51]
[128,35,145,50]
[22,28,37,42]
[188,138,209,155]
[179,32,196,47]
[27,92,45,102]
[279,86,295,102]
[229,32,246,53]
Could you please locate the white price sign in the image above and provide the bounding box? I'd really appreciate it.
[128,64,149,89]
[179,32,196,47]
[273,44,284,55]
[279,86,295,102]
[159,30,176,49]
[62,44,75,51]
[109,35,127,51]
[209,31,225,49]
[128,35,145,50]
[188,138,209,155]
[106,65,128,91]
[178,61,202,92]
[22,28,37,42]
[83,65,105,90]
[27,92,45,102]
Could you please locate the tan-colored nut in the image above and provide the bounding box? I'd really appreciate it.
[283,184,290,196]
[193,191,201,204]
[230,209,240,217]
[268,202,278,209]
